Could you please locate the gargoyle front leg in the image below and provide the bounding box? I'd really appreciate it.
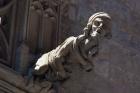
[34,53,49,75]
[88,46,98,61]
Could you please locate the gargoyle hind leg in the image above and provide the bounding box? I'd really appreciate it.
[54,59,70,80]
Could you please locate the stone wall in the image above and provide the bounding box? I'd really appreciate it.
[5,0,140,93]
[60,0,140,93]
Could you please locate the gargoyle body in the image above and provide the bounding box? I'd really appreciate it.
[33,12,112,81]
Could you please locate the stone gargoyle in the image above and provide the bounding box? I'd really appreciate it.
[33,12,112,81]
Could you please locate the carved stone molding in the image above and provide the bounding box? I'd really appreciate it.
[0,0,15,16]
[26,0,61,53]
[0,0,17,67]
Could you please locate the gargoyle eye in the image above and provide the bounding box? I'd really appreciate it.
[93,18,103,27]
[94,21,101,27]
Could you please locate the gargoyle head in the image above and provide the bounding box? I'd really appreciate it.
[84,12,112,39]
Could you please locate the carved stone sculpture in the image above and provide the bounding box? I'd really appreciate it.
[34,12,112,81]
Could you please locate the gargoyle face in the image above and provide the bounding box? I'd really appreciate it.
[91,17,112,39]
